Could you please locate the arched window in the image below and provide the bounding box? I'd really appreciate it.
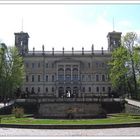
[58,68,64,81]
[73,68,78,81]
[65,68,71,81]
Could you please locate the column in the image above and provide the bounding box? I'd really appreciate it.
[78,66,80,81]
[57,64,58,81]
[71,65,72,81]
[64,65,65,82]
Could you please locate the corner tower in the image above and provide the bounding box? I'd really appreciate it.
[107,31,122,52]
[14,31,29,55]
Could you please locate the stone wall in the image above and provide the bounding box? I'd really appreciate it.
[38,102,104,118]
[125,103,140,115]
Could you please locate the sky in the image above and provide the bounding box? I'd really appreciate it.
[0,3,140,51]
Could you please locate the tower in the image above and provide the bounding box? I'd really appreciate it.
[107,31,122,52]
[14,31,29,55]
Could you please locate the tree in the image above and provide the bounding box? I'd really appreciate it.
[123,32,140,98]
[109,46,129,97]
[0,44,25,100]
[109,32,140,99]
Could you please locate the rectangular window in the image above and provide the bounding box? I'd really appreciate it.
[89,87,91,92]
[46,75,48,82]
[38,62,40,68]
[38,87,40,93]
[26,75,28,82]
[96,87,99,92]
[88,75,91,81]
[32,63,35,68]
[52,75,54,82]
[96,75,99,81]
[52,87,54,92]
[38,75,40,82]
[88,63,90,68]
[46,87,48,92]
[46,63,48,68]
[25,87,28,92]
[102,75,105,81]
[32,75,34,82]
[83,87,85,92]
[82,75,85,81]
[26,63,29,68]
[108,87,111,93]
[102,87,105,92]
[52,64,54,68]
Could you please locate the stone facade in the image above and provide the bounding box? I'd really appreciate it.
[14,31,122,98]
[38,102,102,118]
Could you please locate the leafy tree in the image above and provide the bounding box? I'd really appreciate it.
[123,32,140,98]
[109,32,140,99]
[109,46,129,97]
[0,44,25,100]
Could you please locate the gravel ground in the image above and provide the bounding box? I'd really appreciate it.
[0,127,140,137]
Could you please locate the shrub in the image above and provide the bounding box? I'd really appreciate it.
[12,107,24,118]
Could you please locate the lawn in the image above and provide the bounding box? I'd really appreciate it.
[0,113,140,125]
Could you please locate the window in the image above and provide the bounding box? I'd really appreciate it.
[96,87,99,92]
[52,75,54,82]
[102,87,105,92]
[26,63,29,68]
[88,75,91,81]
[52,87,54,92]
[38,62,40,68]
[108,87,111,93]
[52,64,54,68]
[96,62,99,68]
[32,75,34,82]
[96,75,99,81]
[58,68,64,81]
[31,87,35,94]
[26,75,28,82]
[89,87,91,92]
[38,87,40,93]
[25,87,28,92]
[82,75,85,81]
[38,75,40,82]
[102,75,105,81]
[46,87,48,92]
[102,63,105,68]
[46,63,49,68]
[32,63,35,68]
[46,75,48,82]
[88,63,90,68]
[83,87,85,92]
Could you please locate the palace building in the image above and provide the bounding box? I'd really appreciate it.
[14,31,122,98]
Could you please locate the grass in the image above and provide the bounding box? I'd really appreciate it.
[0,113,140,125]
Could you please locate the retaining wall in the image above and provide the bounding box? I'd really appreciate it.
[38,102,105,118]
[125,103,140,115]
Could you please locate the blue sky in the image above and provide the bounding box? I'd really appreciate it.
[0,4,140,51]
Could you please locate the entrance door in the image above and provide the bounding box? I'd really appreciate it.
[66,87,71,97]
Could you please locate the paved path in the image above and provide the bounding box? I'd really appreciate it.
[125,98,140,107]
[0,127,140,137]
